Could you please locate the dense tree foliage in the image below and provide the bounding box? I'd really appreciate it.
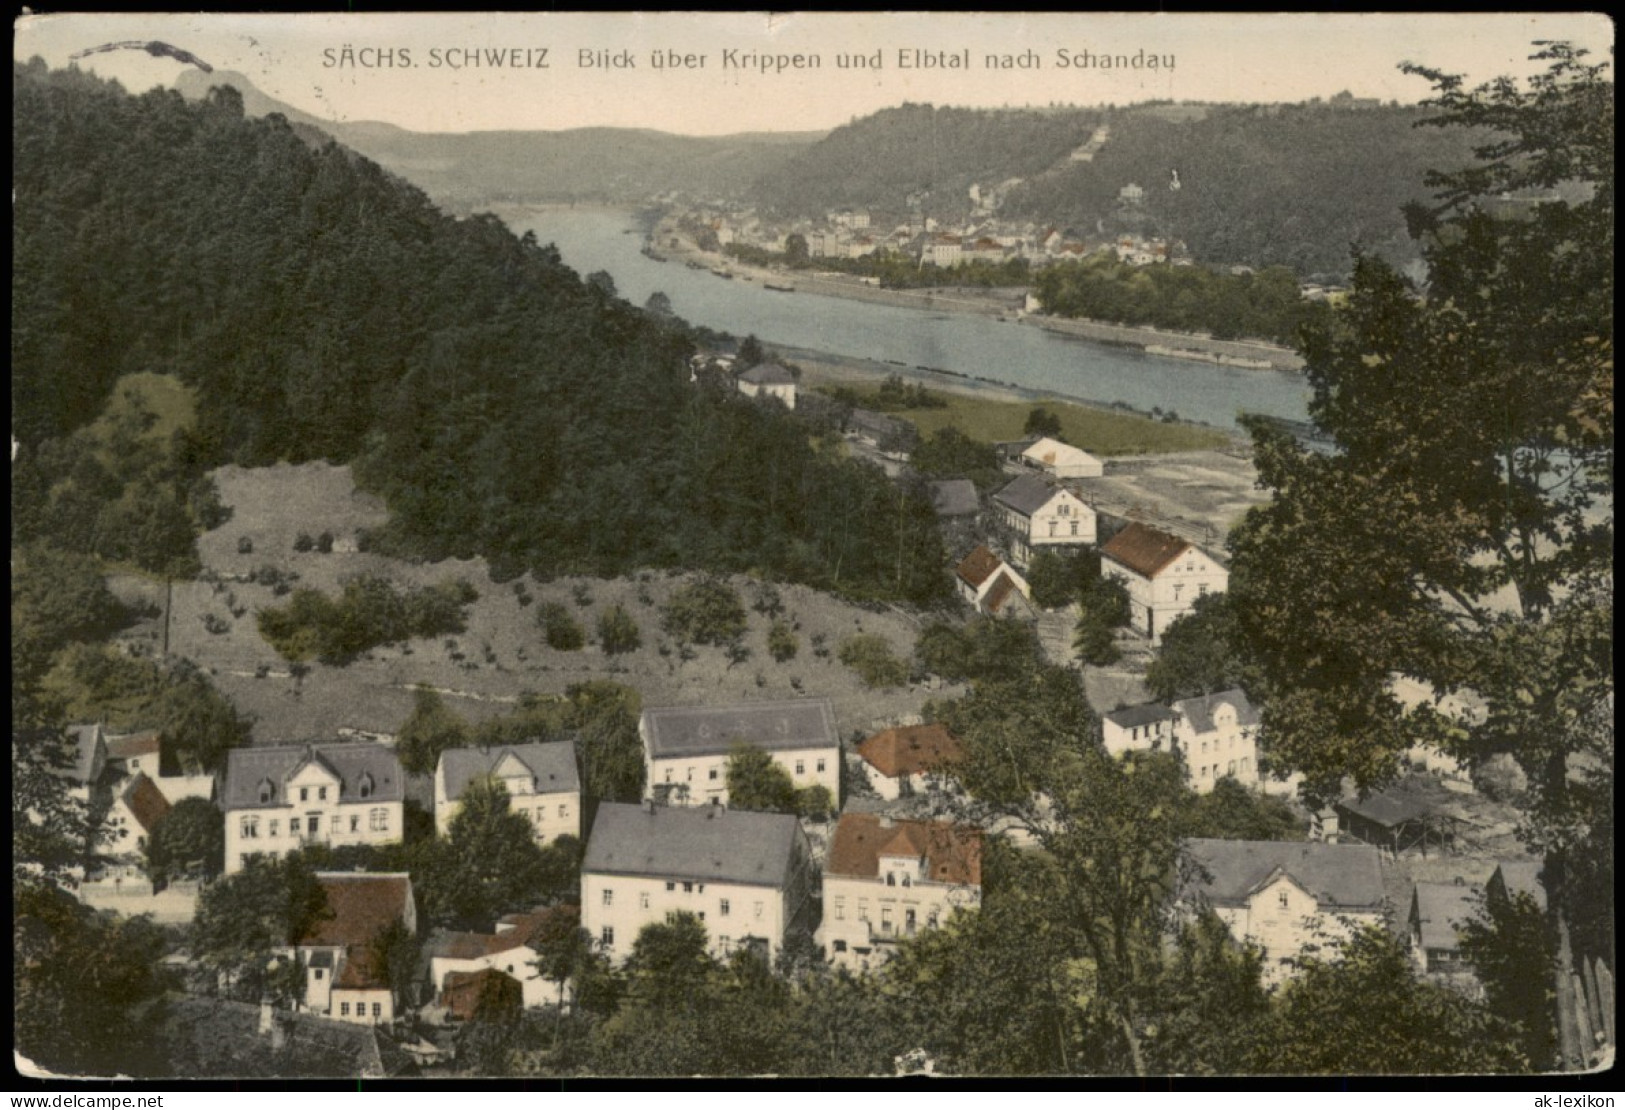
[13,61,946,605]
[1005,99,1487,275]
[596,605,641,655]
[394,684,473,776]
[836,633,910,689]
[1228,46,1612,1070]
[1072,574,1131,666]
[11,546,128,659]
[724,744,798,814]
[416,777,559,930]
[191,854,330,1003]
[1034,255,1330,344]
[15,881,173,1077]
[752,103,1094,218]
[1026,547,1101,611]
[1142,593,1252,702]
[144,797,226,886]
[257,576,477,664]
[660,578,747,646]
[908,426,1002,490]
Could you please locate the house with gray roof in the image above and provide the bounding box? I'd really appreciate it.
[221,743,405,875]
[640,699,840,808]
[736,362,797,409]
[1172,689,1262,794]
[1409,880,1483,978]
[62,723,109,804]
[992,472,1095,567]
[1102,703,1178,758]
[581,801,813,963]
[1180,838,1386,983]
[434,741,580,844]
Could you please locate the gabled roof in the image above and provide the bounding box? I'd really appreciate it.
[1491,861,1548,910]
[1103,703,1178,730]
[1172,689,1260,735]
[222,743,405,811]
[296,873,414,949]
[1334,779,1447,829]
[161,997,417,1078]
[955,545,1003,589]
[826,814,982,886]
[65,723,105,785]
[120,772,172,836]
[106,730,161,762]
[982,572,1027,616]
[641,699,838,759]
[1021,437,1098,470]
[1182,838,1385,913]
[1411,882,1482,951]
[993,472,1066,517]
[582,802,803,888]
[428,906,569,961]
[739,363,796,385]
[927,479,980,518]
[858,723,963,779]
[438,741,580,803]
[1100,522,1192,579]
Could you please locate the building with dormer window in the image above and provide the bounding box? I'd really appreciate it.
[434,741,580,844]
[221,743,405,874]
[992,473,1097,567]
[818,814,982,971]
[1171,689,1261,794]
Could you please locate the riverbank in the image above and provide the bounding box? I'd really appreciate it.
[653,214,1305,373]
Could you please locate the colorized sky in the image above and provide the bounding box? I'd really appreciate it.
[14,12,1614,136]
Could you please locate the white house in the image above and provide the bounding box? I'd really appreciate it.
[1099,522,1228,644]
[953,545,1035,619]
[922,235,964,268]
[1171,689,1261,794]
[581,802,812,963]
[288,872,416,1025]
[434,741,580,844]
[222,743,405,875]
[1101,703,1178,759]
[105,729,216,806]
[1018,437,1104,480]
[1180,839,1386,984]
[736,363,797,409]
[818,814,982,971]
[856,723,964,801]
[101,771,172,867]
[992,473,1097,567]
[427,905,573,1010]
[640,699,840,808]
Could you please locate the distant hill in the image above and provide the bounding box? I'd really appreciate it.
[174,70,822,208]
[746,98,1487,277]
[750,102,1098,220]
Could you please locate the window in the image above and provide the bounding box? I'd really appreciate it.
[719,936,731,954]
[666,881,676,892]
[664,769,673,783]
[816,759,826,773]
[1278,890,1289,909]
[834,900,845,920]
[1201,741,1209,755]
[708,768,718,781]
[372,1003,381,1018]
[602,889,614,906]
[833,940,848,953]
[1228,761,1236,776]
[307,815,319,834]
[881,908,893,933]
[331,815,344,834]
[369,808,388,832]
[269,819,280,838]
[905,909,916,934]
[1198,584,1209,597]
[886,873,895,886]
[300,787,309,802]
[358,780,371,800]
[319,786,328,802]
[340,1002,349,1016]
[683,882,694,893]
[857,900,868,922]
[314,968,324,981]
[1049,521,1058,537]
[601,926,614,946]
[698,884,705,894]
[687,768,694,781]
[240,817,259,839]
[901,875,911,888]
[640,892,651,909]
[927,911,939,928]
[698,912,705,921]
[795,760,805,775]
[720,899,730,917]
[350,815,360,833]
[1071,521,1079,536]
[755,901,764,918]
[259,782,274,804]
[559,804,568,818]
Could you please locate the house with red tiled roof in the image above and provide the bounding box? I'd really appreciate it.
[426,905,575,1010]
[288,872,416,1025]
[1099,522,1227,644]
[818,814,982,971]
[104,772,172,861]
[857,723,964,801]
[954,545,1033,618]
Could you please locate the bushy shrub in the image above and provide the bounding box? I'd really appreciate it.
[768,620,799,663]
[838,634,909,689]
[598,605,641,655]
[661,578,747,646]
[538,602,585,651]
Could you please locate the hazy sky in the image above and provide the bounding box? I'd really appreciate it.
[15,12,1613,135]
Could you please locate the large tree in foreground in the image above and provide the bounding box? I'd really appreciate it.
[1228,44,1612,1071]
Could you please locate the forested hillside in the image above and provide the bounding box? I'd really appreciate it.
[12,60,945,602]
[174,70,822,209]
[1004,100,1486,275]
[751,102,1097,217]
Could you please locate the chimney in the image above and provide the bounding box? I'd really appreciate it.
[878,815,894,829]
